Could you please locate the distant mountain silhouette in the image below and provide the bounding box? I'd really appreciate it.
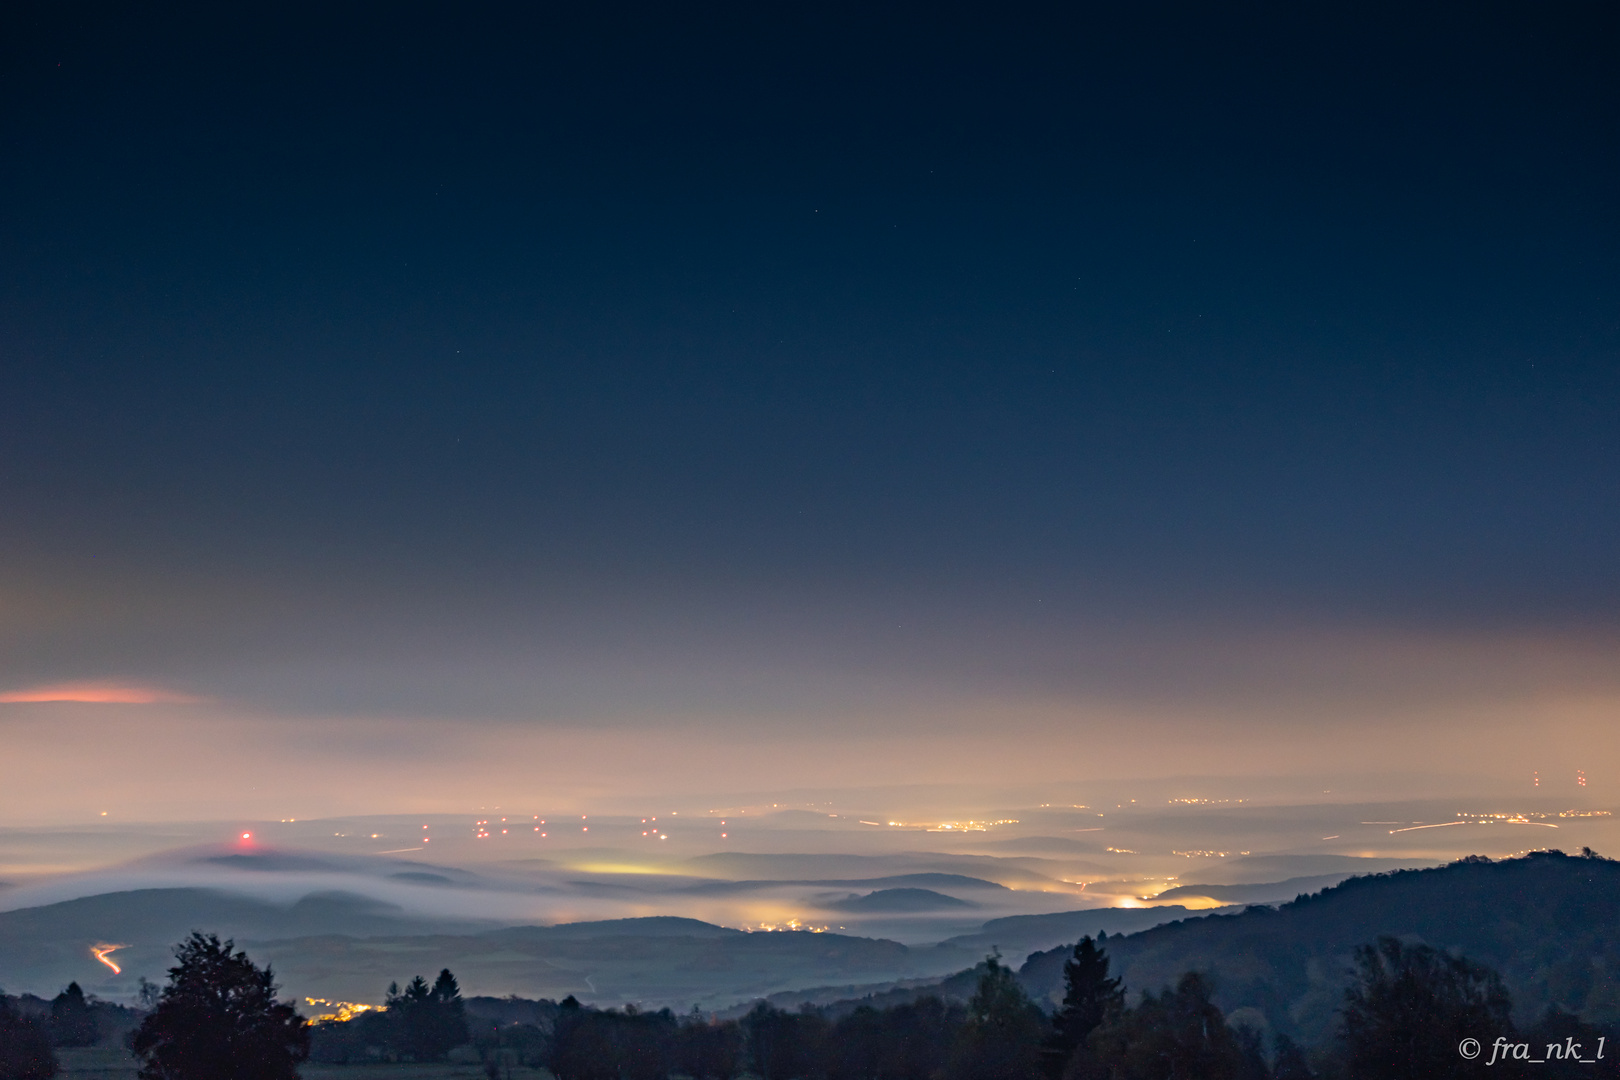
[201,853,349,873]
[967,837,1107,855]
[32,851,1572,1022]
[680,873,1007,895]
[490,916,740,940]
[940,905,1242,958]
[1017,851,1620,1044]
[678,853,1081,889]
[1148,873,1358,904]
[254,921,961,1007]
[824,889,977,913]
[0,887,496,997]
[1188,854,1432,885]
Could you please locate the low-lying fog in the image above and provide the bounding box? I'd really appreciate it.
[2,780,1614,1008]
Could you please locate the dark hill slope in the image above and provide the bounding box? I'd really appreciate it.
[0,887,488,996]
[827,889,976,913]
[1019,851,1620,1045]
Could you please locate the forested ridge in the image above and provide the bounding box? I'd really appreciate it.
[4,852,1617,1079]
[1020,849,1620,1043]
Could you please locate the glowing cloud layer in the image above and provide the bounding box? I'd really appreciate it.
[0,682,201,704]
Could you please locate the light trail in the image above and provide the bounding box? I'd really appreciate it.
[91,943,129,974]
[1388,820,1559,834]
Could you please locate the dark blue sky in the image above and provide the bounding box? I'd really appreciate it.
[2,2,1617,813]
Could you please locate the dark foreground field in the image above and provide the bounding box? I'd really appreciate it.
[56,1046,554,1080]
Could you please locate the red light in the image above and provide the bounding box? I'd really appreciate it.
[241,832,252,840]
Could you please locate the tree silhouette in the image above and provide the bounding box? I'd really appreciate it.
[1045,936,1124,1078]
[1522,1006,1620,1080]
[1091,971,1245,1080]
[742,1002,829,1080]
[829,996,960,1080]
[47,983,96,1048]
[550,996,610,1080]
[0,996,58,1080]
[1230,1023,1270,1080]
[1340,937,1514,1080]
[672,1012,742,1080]
[549,998,680,1080]
[385,969,470,1061]
[130,932,308,1080]
[948,953,1048,1080]
[1271,1032,1316,1079]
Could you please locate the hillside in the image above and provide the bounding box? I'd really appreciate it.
[1018,851,1620,1045]
[826,888,977,913]
[0,889,976,1009]
[0,887,492,998]
[252,922,971,1008]
[941,904,1240,958]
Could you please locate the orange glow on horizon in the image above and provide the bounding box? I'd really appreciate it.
[0,681,201,704]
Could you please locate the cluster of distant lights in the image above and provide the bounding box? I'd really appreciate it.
[259,810,745,846]
[745,919,831,934]
[304,999,385,1024]
[475,815,564,839]
[234,787,1612,867]
[461,812,734,841]
[866,819,1019,831]
[1385,813,1573,834]
[1533,770,1592,787]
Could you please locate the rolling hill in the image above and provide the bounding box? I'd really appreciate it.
[1017,851,1620,1045]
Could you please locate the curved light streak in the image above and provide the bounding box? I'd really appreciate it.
[1389,820,1558,834]
[1388,821,1470,833]
[91,943,129,974]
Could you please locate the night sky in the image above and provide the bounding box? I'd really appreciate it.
[3,2,1618,818]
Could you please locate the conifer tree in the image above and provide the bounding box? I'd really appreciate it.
[948,953,1048,1080]
[1047,935,1125,1075]
[0,994,59,1080]
[386,969,469,1061]
[48,983,97,1047]
[1340,937,1512,1080]
[130,933,307,1080]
